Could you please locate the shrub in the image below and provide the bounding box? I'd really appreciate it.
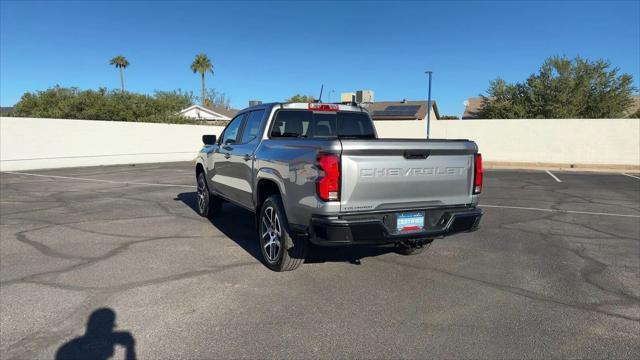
[13,86,201,124]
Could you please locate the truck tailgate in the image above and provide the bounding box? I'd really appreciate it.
[339,139,477,212]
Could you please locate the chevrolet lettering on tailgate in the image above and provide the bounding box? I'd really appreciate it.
[360,167,466,177]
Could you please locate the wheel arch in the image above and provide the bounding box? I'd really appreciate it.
[255,175,285,230]
[256,178,282,213]
[195,162,205,176]
[254,168,286,208]
[195,157,211,190]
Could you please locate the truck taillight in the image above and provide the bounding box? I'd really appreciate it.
[473,153,483,194]
[309,103,339,112]
[317,153,340,201]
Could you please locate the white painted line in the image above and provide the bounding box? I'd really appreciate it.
[482,204,640,218]
[545,170,562,182]
[621,173,640,180]
[1,171,196,188]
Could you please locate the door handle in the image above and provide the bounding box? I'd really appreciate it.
[224,153,231,159]
[243,154,252,161]
[404,150,430,159]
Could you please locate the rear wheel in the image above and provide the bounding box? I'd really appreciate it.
[196,172,221,218]
[396,239,433,255]
[259,195,307,271]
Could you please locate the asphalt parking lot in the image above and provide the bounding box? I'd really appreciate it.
[1,162,639,359]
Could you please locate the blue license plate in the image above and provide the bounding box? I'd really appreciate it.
[396,212,425,232]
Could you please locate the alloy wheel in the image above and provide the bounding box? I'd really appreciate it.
[261,206,282,263]
[197,176,208,214]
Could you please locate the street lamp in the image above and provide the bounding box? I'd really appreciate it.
[328,89,335,103]
[425,71,433,139]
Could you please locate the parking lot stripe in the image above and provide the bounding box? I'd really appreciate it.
[621,173,640,180]
[544,170,562,182]
[2,171,196,188]
[482,204,640,218]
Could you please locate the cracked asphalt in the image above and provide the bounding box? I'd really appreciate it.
[1,162,639,359]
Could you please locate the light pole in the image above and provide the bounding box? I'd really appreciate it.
[328,89,335,103]
[425,70,433,139]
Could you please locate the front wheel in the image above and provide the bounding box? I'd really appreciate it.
[259,195,307,271]
[196,172,221,218]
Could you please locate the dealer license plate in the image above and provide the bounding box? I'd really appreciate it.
[396,212,425,232]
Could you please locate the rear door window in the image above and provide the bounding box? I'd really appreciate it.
[240,110,265,143]
[270,110,312,138]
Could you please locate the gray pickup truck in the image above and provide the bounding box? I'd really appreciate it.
[195,102,483,271]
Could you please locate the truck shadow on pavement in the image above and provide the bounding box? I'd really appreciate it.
[56,308,136,360]
[176,192,396,266]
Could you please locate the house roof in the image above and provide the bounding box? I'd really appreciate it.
[204,104,239,118]
[625,95,640,117]
[366,100,439,120]
[462,97,484,119]
[179,104,239,119]
[0,106,14,114]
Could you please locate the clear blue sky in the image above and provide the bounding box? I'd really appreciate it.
[1,0,639,117]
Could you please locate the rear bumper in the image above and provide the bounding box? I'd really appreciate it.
[309,207,482,245]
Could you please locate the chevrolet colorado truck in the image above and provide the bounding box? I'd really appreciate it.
[195,102,483,271]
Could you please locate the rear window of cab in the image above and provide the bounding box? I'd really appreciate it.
[270,110,375,139]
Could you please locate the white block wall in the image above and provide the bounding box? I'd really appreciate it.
[2,116,639,171]
[375,118,640,167]
[0,117,223,171]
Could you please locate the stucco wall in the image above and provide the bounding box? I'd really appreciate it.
[0,117,223,171]
[2,116,638,171]
[375,118,640,167]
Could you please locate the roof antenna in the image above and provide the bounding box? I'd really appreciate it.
[316,84,324,103]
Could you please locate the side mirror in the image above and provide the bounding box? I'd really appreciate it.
[202,135,217,145]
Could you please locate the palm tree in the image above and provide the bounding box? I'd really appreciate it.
[190,53,214,106]
[109,56,129,93]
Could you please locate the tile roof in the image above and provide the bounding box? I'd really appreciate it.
[625,95,640,117]
[203,104,239,118]
[462,97,484,119]
[366,100,439,120]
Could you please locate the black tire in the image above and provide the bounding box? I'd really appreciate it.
[259,195,307,271]
[196,172,221,218]
[396,239,433,255]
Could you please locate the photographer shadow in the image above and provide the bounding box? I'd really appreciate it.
[56,308,136,360]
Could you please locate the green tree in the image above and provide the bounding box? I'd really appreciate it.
[109,56,130,93]
[479,78,529,119]
[190,54,214,106]
[286,94,315,102]
[440,115,460,120]
[13,86,197,124]
[479,56,635,119]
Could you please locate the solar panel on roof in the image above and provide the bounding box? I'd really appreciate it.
[371,105,421,117]
[385,105,420,112]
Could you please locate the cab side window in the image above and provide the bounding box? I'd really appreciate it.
[221,114,245,145]
[270,110,312,138]
[241,110,266,143]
